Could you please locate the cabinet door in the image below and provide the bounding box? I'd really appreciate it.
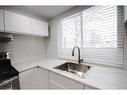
[84,85,98,90]
[31,18,49,37]
[0,9,4,32]
[4,10,31,34]
[38,67,48,89]
[49,79,66,89]
[19,68,39,89]
[49,72,84,89]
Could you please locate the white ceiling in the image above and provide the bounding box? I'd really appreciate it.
[7,6,74,20]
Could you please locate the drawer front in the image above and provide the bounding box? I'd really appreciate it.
[84,85,98,89]
[49,79,66,89]
[49,72,83,89]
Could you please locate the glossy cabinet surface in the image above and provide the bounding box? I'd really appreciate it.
[31,18,48,37]
[19,67,48,89]
[84,85,97,89]
[19,67,95,89]
[4,10,31,34]
[49,79,66,89]
[49,71,84,89]
[19,68,39,89]
[4,10,48,36]
[38,67,49,89]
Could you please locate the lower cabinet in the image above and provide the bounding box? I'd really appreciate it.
[19,66,95,89]
[19,67,48,89]
[38,67,49,89]
[48,72,84,89]
[49,79,66,89]
[84,85,98,89]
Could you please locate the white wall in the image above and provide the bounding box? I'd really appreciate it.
[45,6,92,58]
[0,34,46,66]
[124,6,127,68]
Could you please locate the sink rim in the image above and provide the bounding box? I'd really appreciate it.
[54,62,93,78]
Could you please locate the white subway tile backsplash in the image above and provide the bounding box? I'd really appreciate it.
[0,34,45,65]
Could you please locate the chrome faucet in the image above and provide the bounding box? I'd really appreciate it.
[72,46,83,64]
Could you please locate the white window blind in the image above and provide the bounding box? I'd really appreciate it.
[61,14,81,48]
[58,6,124,65]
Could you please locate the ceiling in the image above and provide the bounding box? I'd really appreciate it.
[6,6,74,20]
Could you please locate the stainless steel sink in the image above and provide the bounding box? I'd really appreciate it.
[54,62,91,78]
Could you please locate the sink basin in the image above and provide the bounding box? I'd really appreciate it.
[54,62,91,78]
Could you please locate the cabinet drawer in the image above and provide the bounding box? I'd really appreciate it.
[49,72,83,89]
[49,79,66,89]
[84,85,98,89]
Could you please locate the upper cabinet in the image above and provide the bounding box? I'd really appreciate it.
[31,18,49,37]
[4,10,31,34]
[2,10,49,37]
[0,9,4,32]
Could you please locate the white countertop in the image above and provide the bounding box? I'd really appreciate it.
[13,58,127,89]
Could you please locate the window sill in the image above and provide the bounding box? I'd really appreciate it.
[58,56,123,69]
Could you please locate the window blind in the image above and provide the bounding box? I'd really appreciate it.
[58,6,124,65]
[82,6,124,65]
[58,13,82,59]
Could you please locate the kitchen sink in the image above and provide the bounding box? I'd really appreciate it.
[54,62,91,78]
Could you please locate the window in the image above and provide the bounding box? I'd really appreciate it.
[61,13,81,48]
[82,6,117,48]
[58,6,124,65]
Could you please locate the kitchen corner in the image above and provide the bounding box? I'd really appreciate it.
[0,6,127,90]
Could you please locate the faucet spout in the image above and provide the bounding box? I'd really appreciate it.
[72,46,83,64]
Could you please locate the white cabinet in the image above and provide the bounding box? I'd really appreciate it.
[2,10,49,37]
[49,79,66,89]
[31,18,49,37]
[19,67,39,89]
[38,67,49,89]
[19,66,95,89]
[84,85,98,89]
[19,67,48,89]
[4,10,31,34]
[49,71,84,89]
[0,9,4,32]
